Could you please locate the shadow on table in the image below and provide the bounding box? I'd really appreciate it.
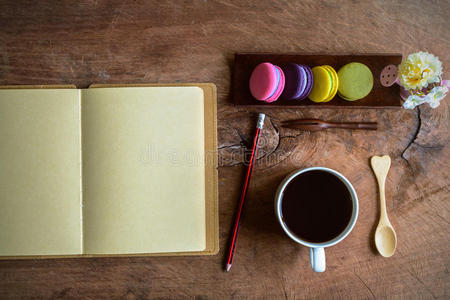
[225,169,306,268]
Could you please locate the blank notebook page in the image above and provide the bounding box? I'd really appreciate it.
[81,87,206,254]
[0,89,82,256]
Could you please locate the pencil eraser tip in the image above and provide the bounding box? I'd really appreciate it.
[257,113,265,129]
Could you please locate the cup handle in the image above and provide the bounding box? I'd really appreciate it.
[310,247,326,272]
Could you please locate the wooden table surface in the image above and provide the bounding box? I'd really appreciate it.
[0,1,449,299]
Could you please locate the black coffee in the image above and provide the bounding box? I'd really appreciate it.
[281,170,353,243]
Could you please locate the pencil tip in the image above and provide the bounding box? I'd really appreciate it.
[226,264,231,272]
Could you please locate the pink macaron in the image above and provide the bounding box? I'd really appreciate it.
[249,62,285,103]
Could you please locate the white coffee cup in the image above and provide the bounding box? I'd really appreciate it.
[274,167,358,272]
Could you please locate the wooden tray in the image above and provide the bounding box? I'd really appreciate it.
[232,53,402,108]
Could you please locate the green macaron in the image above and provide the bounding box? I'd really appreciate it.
[337,62,373,101]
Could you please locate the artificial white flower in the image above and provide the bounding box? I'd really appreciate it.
[425,85,448,108]
[403,94,427,109]
[398,52,443,90]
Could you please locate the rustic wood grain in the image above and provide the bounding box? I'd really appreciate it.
[0,0,449,299]
[233,53,402,108]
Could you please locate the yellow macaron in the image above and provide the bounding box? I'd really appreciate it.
[321,65,339,102]
[309,66,332,103]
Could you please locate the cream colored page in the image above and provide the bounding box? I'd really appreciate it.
[0,89,82,256]
[82,87,205,254]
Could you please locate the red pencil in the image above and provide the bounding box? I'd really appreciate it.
[225,113,265,272]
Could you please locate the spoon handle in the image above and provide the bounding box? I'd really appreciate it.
[371,155,391,223]
[377,170,388,223]
[329,122,378,130]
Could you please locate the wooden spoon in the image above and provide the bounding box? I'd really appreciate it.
[371,155,397,257]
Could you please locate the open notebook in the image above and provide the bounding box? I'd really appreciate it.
[0,84,218,258]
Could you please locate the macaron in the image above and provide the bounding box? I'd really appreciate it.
[249,62,285,103]
[337,62,373,101]
[321,65,339,102]
[281,63,313,101]
[308,65,339,103]
[308,66,333,102]
[302,65,314,99]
